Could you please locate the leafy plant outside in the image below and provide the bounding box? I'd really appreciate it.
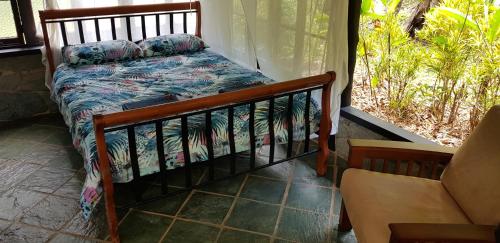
[353,0,499,146]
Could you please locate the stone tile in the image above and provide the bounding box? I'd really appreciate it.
[113,183,142,208]
[0,188,46,220]
[54,171,85,200]
[0,159,41,191]
[0,92,54,122]
[332,189,342,216]
[136,189,190,216]
[0,140,67,165]
[240,176,286,204]
[167,167,206,188]
[34,115,67,128]
[0,139,31,160]
[50,233,100,243]
[7,124,61,142]
[213,155,252,174]
[218,228,270,243]
[44,128,73,146]
[336,230,358,243]
[45,147,83,171]
[0,219,11,232]
[198,172,245,196]
[20,195,80,230]
[274,239,296,243]
[119,210,172,243]
[63,203,109,240]
[226,199,279,234]
[293,158,334,187]
[250,161,292,180]
[0,126,22,140]
[18,167,75,193]
[178,191,233,224]
[276,208,330,242]
[162,220,219,243]
[0,223,54,243]
[286,183,332,214]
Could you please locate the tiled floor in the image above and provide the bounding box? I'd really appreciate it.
[0,115,358,243]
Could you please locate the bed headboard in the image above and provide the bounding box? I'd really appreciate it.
[39,1,201,75]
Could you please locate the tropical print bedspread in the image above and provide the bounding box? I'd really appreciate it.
[51,49,321,218]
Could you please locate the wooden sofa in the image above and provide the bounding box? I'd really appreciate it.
[339,105,500,243]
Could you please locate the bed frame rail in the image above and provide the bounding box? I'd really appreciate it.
[39,1,201,75]
[94,72,335,242]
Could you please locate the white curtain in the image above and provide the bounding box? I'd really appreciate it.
[201,0,349,134]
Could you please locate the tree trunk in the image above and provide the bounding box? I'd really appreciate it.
[405,0,441,38]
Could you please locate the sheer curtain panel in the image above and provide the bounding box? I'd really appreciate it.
[201,0,349,134]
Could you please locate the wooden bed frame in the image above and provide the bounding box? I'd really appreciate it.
[39,2,335,242]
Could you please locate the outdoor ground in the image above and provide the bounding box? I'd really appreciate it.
[0,114,384,243]
[351,71,469,147]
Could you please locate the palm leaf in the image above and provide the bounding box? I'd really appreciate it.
[387,0,402,14]
[361,0,372,15]
[433,7,480,32]
[487,8,500,42]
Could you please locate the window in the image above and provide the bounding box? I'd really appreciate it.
[0,0,43,49]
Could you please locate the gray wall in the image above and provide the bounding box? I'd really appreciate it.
[0,53,57,123]
[335,116,387,159]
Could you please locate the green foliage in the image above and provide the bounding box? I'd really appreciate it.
[357,0,499,130]
[433,7,480,32]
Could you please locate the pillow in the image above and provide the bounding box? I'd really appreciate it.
[139,34,206,57]
[62,40,142,66]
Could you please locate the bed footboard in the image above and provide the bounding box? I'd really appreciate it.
[93,72,335,242]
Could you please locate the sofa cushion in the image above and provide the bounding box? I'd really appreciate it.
[441,105,500,225]
[340,168,470,243]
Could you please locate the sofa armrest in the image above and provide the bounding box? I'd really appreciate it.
[389,223,497,243]
[347,139,456,179]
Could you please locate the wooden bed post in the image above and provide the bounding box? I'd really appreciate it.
[93,115,120,243]
[39,11,56,76]
[316,71,335,176]
[194,1,201,38]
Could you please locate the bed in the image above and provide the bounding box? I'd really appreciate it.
[40,2,335,242]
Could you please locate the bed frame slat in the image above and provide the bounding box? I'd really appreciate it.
[59,22,68,46]
[183,12,187,33]
[249,102,256,169]
[127,127,142,201]
[205,112,215,180]
[169,14,174,34]
[228,107,236,174]
[155,14,160,36]
[268,98,275,164]
[181,116,192,187]
[77,20,85,43]
[141,15,146,39]
[94,19,101,41]
[111,17,117,40]
[304,90,311,153]
[126,16,132,41]
[286,94,294,158]
[155,121,168,194]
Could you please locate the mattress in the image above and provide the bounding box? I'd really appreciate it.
[52,49,321,217]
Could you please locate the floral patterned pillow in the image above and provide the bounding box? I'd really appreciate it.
[62,40,142,66]
[139,34,206,57]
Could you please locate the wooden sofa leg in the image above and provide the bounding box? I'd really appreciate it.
[339,202,352,232]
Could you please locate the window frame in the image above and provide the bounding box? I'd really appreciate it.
[0,0,41,50]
